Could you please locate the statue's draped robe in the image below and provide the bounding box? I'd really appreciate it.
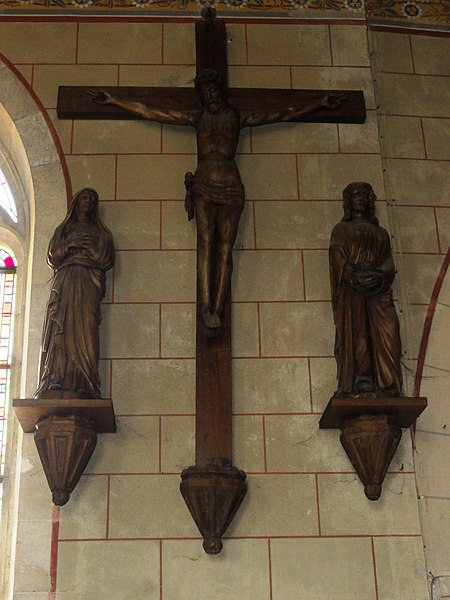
[329,220,402,396]
[36,220,115,398]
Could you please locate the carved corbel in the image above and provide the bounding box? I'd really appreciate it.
[13,397,116,505]
[320,396,427,500]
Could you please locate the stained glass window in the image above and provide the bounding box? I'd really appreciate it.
[0,168,18,224]
[0,247,16,498]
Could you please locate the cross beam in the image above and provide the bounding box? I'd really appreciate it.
[58,86,365,123]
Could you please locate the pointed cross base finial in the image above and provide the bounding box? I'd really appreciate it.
[180,464,247,554]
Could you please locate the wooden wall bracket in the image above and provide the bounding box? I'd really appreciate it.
[319,396,427,500]
[13,397,116,505]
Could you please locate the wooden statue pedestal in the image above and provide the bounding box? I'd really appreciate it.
[13,396,116,505]
[319,396,427,500]
[180,461,247,555]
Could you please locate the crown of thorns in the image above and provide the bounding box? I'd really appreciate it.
[194,69,225,92]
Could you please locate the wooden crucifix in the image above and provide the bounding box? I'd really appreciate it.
[57,11,366,554]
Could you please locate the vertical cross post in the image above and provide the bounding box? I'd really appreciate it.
[195,15,232,468]
[179,13,247,555]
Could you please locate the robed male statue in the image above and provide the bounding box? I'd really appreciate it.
[90,69,344,334]
[329,182,403,398]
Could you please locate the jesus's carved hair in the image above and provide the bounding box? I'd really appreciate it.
[194,69,227,98]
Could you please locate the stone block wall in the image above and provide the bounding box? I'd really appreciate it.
[0,18,443,599]
[370,28,450,597]
[370,29,449,380]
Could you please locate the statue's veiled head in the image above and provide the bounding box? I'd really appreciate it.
[74,188,98,220]
[66,187,100,224]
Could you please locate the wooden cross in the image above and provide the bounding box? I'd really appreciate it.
[57,13,365,554]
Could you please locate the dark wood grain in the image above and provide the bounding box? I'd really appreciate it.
[195,292,232,468]
[195,18,228,84]
[58,86,365,123]
[319,395,428,429]
[13,397,117,433]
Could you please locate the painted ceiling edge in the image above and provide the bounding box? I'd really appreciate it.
[0,13,448,35]
[0,52,72,206]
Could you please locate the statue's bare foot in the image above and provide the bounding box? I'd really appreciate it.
[201,307,221,333]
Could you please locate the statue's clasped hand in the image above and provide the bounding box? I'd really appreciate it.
[79,233,94,248]
[353,269,384,292]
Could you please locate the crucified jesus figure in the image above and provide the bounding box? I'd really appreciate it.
[89,69,345,334]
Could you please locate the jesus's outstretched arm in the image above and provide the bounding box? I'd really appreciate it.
[87,89,196,127]
[240,93,346,128]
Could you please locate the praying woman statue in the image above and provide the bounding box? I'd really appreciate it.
[35,188,115,399]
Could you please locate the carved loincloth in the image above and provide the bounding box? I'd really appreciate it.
[185,173,245,218]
